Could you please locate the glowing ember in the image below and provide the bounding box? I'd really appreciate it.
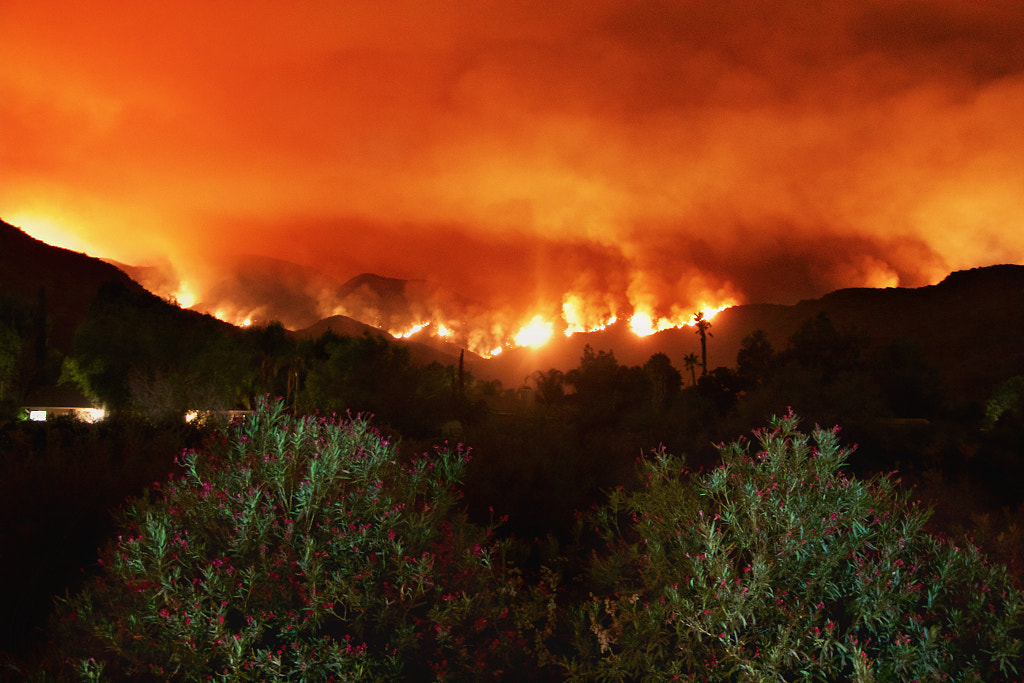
[436,324,452,338]
[513,315,554,348]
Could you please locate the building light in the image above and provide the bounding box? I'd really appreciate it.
[81,408,106,423]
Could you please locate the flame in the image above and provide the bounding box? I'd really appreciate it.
[629,301,736,338]
[629,311,657,337]
[629,310,683,336]
[563,298,617,337]
[165,273,734,353]
[513,315,554,348]
[392,322,430,338]
[562,294,620,337]
[686,302,733,324]
[372,299,736,355]
[172,281,197,309]
[210,309,255,328]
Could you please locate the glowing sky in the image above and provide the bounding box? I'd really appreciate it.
[3,2,1023,345]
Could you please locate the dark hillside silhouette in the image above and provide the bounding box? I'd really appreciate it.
[3,216,1021,407]
[292,315,484,374]
[0,220,147,352]
[487,265,1024,405]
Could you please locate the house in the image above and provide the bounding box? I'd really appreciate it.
[23,385,106,423]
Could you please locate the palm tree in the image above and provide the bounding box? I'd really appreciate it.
[531,368,565,405]
[693,311,712,377]
[683,352,700,386]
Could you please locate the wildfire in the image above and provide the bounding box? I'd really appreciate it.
[629,303,735,338]
[513,315,554,348]
[392,322,430,338]
[380,298,739,358]
[210,309,255,328]
[189,285,733,358]
[172,282,197,309]
[562,296,618,337]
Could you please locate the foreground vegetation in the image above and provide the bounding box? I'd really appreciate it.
[3,282,1023,679]
[10,399,1023,681]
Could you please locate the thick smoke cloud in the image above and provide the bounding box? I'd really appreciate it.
[2,1,1022,350]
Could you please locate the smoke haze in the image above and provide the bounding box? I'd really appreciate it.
[3,1,1023,350]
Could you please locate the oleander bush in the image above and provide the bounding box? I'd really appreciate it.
[37,405,1024,681]
[51,397,550,682]
[566,411,1024,682]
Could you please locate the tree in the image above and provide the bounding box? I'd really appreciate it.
[565,345,619,399]
[531,368,566,406]
[301,332,412,414]
[868,339,942,419]
[784,312,865,382]
[246,321,294,398]
[0,320,21,402]
[985,375,1024,430]
[642,352,682,411]
[693,311,712,377]
[62,281,252,418]
[697,366,743,416]
[736,329,775,390]
[682,352,700,387]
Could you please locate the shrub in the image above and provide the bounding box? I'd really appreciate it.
[568,411,1024,682]
[52,397,546,681]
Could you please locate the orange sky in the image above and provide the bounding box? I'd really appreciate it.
[3,2,1023,345]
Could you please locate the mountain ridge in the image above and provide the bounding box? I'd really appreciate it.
[483,265,1024,402]
[0,220,149,351]
[4,218,1021,404]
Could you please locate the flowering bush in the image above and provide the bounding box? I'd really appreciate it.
[567,411,1024,681]
[55,398,546,681]
[40,405,1024,681]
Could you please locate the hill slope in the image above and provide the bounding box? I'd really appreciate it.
[486,265,1024,403]
[0,219,148,351]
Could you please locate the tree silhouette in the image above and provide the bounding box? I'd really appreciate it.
[643,352,682,411]
[0,320,21,403]
[682,352,700,386]
[565,345,619,399]
[784,312,865,383]
[736,329,775,390]
[531,368,566,405]
[697,366,743,415]
[693,311,712,377]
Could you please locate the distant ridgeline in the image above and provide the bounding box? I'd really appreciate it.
[2,216,1022,407]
